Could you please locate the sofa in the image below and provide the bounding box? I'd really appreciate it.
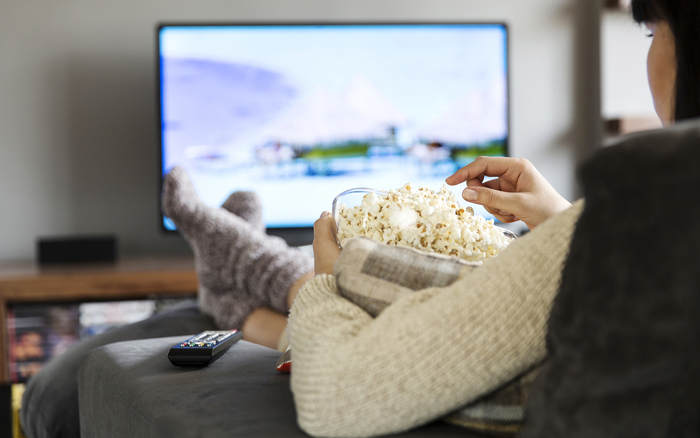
[20,301,472,438]
[22,119,700,437]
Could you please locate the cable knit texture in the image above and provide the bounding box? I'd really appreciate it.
[162,166,313,330]
[289,200,584,438]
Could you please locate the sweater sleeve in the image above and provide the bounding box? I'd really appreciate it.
[289,200,584,438]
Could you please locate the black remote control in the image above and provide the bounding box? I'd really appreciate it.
[168,330,243,367]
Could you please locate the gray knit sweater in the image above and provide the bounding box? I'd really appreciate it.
[288,200,584,437]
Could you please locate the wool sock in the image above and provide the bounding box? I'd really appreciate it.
[162,166,313,330]
[221,191,265,233]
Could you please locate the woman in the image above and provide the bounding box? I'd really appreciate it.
[298,1,700,436]
[161,0,698,436]
[443,0,697,230]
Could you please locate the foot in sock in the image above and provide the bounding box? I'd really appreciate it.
[221,191,265,233]
[162,166,313,330]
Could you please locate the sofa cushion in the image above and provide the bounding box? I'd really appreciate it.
[519,120,700,436]
[20,301,216,438]
[78,337,477,438]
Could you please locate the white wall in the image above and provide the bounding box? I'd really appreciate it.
[0,0,601,261]
[602,10,656,118]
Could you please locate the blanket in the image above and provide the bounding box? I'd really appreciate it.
[520,120,700,437]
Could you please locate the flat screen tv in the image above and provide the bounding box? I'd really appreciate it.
[159,23,509,243]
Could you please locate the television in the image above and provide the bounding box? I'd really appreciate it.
[159,23,509,243]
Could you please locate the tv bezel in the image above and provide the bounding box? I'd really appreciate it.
[157,21,511,246]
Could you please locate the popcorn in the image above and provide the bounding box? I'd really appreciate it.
[336,183,513,263]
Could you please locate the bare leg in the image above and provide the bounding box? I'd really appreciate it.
[242,270,314,350]
[241,308,289,350]
[287,271,315,309]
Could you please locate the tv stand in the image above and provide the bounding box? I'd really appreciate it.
[267,227,314,247]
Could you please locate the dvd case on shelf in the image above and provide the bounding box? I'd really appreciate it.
[6,296,194,436]
[6,297,193,384]
[7,304,80,383]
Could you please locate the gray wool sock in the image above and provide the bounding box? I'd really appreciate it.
[162,166,313,330]
[221,191,265,233]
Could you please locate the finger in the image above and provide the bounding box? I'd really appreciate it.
[495,213,517,223]
[446,156,523,185]
[472,177,518,194]
[482,179,502,190]
[484,207,518,225]
[446,163,480,185]
[466,170,500,189]
[313,214,341,275]
[484,205,502,216]
[482,204,521,224]
[313,214,340,249]
[469,178,505,193]
[461,186,524,215]
[313,212,334,237]
[477,203,516,223]
[466,176,486,188]
[446,160,483,185]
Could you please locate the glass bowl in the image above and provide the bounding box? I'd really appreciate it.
[331,188,389,248]
[331,187,518,249]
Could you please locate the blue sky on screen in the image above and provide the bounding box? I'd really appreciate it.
[161,25,506,128]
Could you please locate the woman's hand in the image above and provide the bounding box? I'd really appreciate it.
[312,212,342,276]
[445,156,571,229]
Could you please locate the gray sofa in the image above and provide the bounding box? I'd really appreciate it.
[21,301,475,438]
[21,301,215,438]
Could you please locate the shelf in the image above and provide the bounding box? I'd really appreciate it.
[0,256,198,384]
[605,0,631,10]
[604,116,662,137]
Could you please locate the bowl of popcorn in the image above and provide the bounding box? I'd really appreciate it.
[331,183,517,263]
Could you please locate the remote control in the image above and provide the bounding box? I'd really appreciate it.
[168,330,243,367]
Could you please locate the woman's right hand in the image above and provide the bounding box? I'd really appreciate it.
[445,156,571,230]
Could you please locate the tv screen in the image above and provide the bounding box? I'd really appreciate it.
[159,23,509,238]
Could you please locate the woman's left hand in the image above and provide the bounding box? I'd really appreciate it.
[312,212,341,276]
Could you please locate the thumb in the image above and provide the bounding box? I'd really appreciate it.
[313,213,341,275]
[462,187,523,216]
[313,212,336,234]
[313,212,339,247]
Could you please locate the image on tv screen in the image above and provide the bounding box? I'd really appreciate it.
[159,23,508,230]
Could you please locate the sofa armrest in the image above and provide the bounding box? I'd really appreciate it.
[78,337,473,437]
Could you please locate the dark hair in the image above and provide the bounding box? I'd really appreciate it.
[631,0,700,122]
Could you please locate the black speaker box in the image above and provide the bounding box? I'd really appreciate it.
[37,235,118,264]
